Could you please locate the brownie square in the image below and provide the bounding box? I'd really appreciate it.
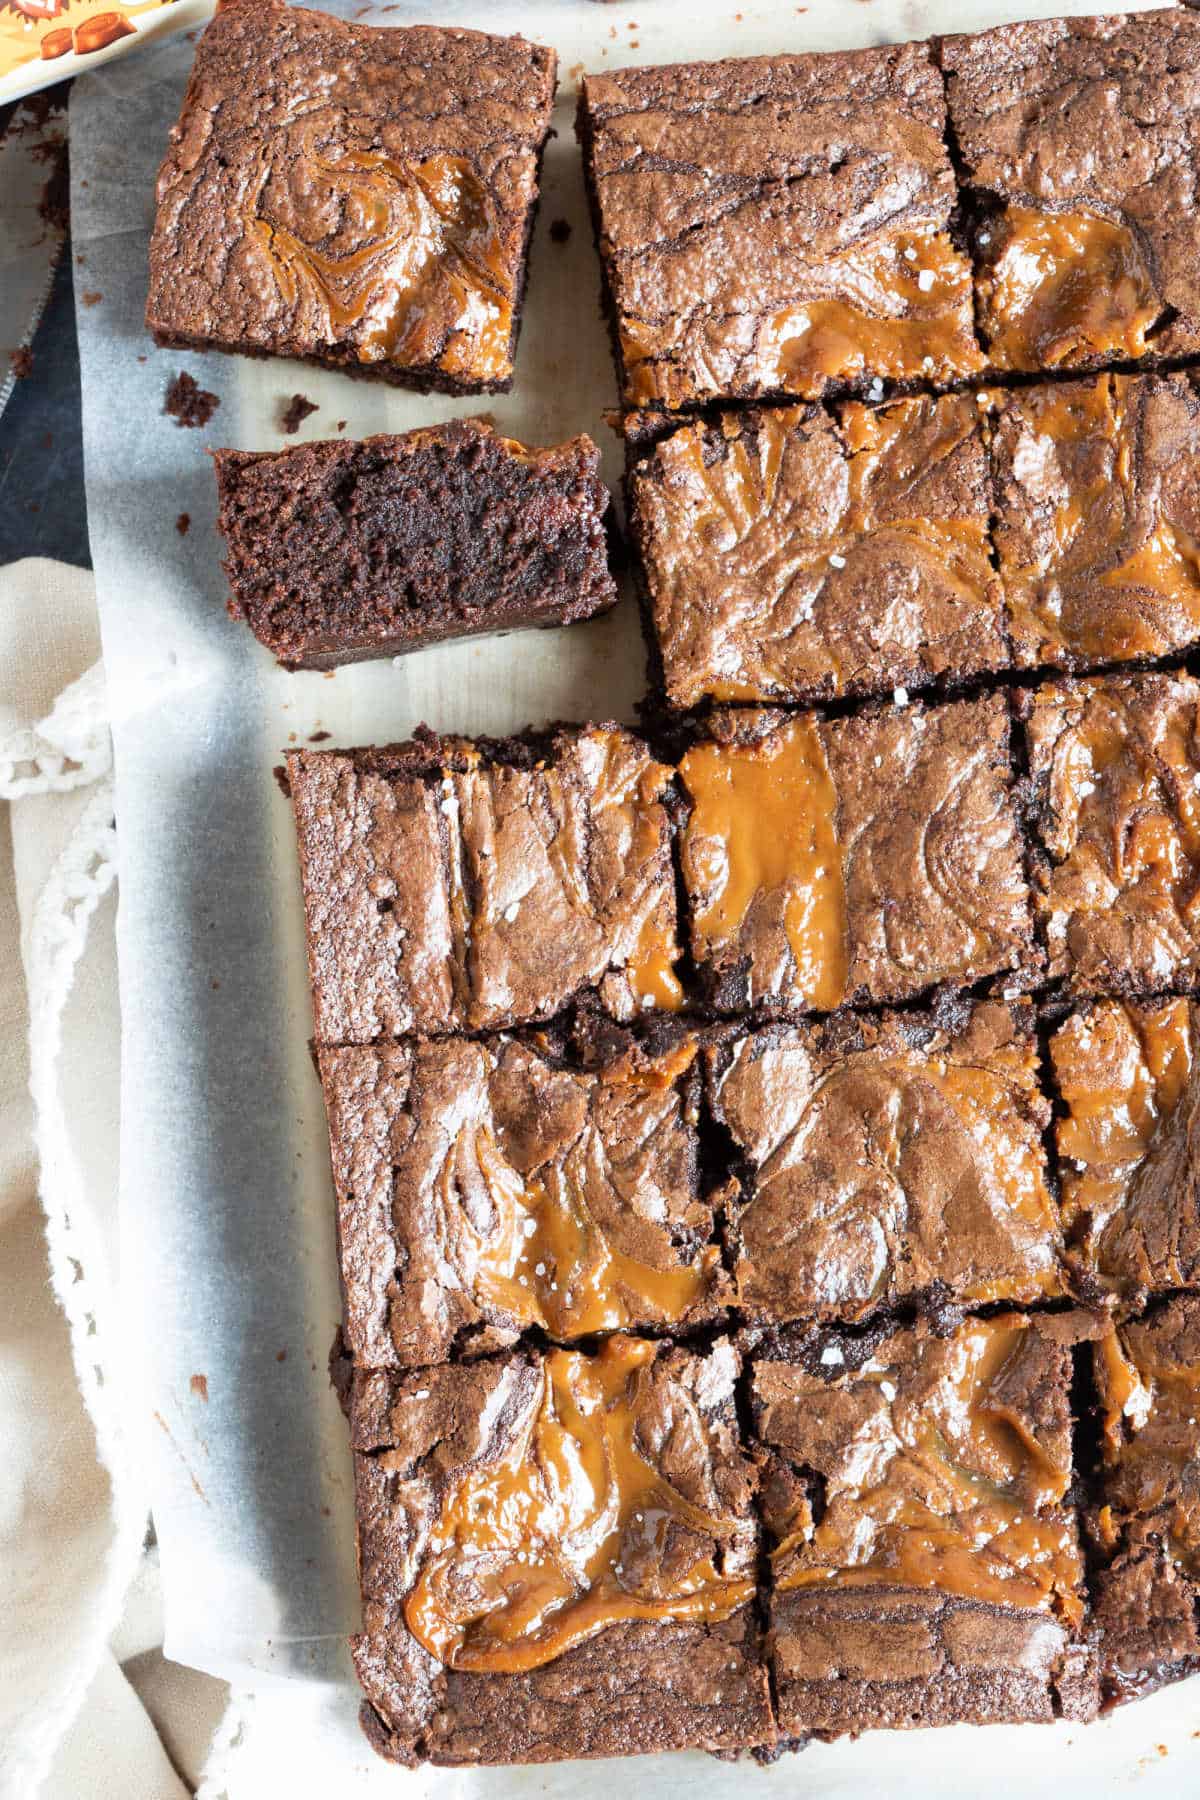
[318,1031,725,1368]
[1050,996,1200,1301]
[215,421,616,670]
[992,373,1200,671]
[752,1311,1098,1732]
[942,8,1200,375]
[1021,671,1200,994]
[1089,1298,1200,1705]
[349,1336,773,1765]
[146,0,556,393]
[578,42,980,412]
[708,999,1065,1324]
[287,725,682,1043]
[677,695,1033,1013]
[627,396,1006,710]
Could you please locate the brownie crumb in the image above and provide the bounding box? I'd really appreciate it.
[175,512,191,536]
[280,392,319,434]
[165,371,219,429]
[308,730,331,743]
[9,346,33,379]
[190,1373,209,1401]
[336,419,347,432]
[81,290,103,308]
[549,217,572,244]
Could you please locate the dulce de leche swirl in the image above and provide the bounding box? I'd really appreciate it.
[403,1337,757,1672]
[1094,1300,1200,1578]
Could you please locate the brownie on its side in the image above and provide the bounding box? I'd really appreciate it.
[677,695,1034,1013]
[1050,997,1200,1301]
[1020,671,1200,995]
[215,422,616,670]
[349,1336,773,1765]
[287,726,682,1043]
[942,8,1200,375]
[752,1312,1098,1732]
[627,397,1006,711]
[146,0,556,393]
[992,374,1200,671]
[319,1032,725,1368]
[578,42,980,412]
[708,999,1064,1323]
[1090,1298,1200,1705]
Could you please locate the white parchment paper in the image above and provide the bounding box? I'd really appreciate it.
[71,0,1200,1786]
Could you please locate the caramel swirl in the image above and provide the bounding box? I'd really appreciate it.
[250,149,511,376]
[404,1338,755,1672]
[979,206,1160,372]
[1096,1312,1200,1575]
[679,718,848,1009]
[768,1319,1084,1623]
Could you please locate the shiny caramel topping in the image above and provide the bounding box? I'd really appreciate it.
[679,719,848,1009]
[1001,377,1200,665]
[620,227,981,407]
[1096,1317,1200,1575]
[251,150,511,377]
[403,1338,755,1671]
[770,1320,1083,1622]
[587,731,683,1012]
[979,207,1160,373]
[1054,999,1196,1290]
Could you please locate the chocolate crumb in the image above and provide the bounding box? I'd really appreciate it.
[81,290,102,307]
[9,346,33,379]
[273,763,292,798]
[176,512,191,536]
[549,217,572,244]
[308,730,331,743]
[190,1373,209,1401]
[165,371,219,429]
[336,419,347,431]
[280,392,319,434]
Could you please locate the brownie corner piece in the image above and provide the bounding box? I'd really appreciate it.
[578,40,980,411]
[317,1029,725,1369]
[287,724,681,1043]
[627,395,1005,711]
[991,372,1200,673]
[1022,668,1200,994]
[147,0,556,392]
[1052,995,1200,1301]
[348,1338,773,1765]
[1089,1297,1200,1706]
[942,7,1200,374]
[752,1310,1097,1733]
[708,996,1064,1325]
[215,421,616,670]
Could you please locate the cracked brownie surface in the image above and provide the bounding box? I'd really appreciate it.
[147,0,556,391]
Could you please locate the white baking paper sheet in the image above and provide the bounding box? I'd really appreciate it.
[71,0,1200,1787]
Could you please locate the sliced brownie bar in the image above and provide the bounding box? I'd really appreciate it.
[318,1030,724,1368]
[627,396,1005,710]
[677,695,1034,1013]
[942,8,1200,374]
[707,998,1064,1323]
[752,1311,1098,1732]
[578,42,980,411]
[349,1335,773,1764]
[1090,1298,1200,1705]
[992,374,1200,671]
[1050,996,1200,1301]
[1020,671,1200,995]
[147,0,556,392]
[286,725,681,1043]
[215,421,616,670]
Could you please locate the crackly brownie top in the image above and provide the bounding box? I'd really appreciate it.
[352,1336,758,1674]
[216,420,614,664]
[581,41,980,409]
[1024,671,1200,993]
[319,1033,722,1367]
[678,695,1031,1012]
[629,397,1004,709]
[708,1001,1063,1321]
[1094,1297,1200,1577]
[992,374,1200,670]
[942,8,1200,371]
[287,726,681,1042]
[1052,997,1200,1299]
[753,1312,1085,1621]
[147,0,555,382]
